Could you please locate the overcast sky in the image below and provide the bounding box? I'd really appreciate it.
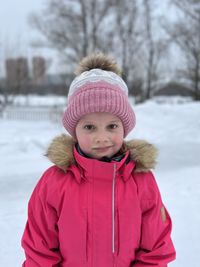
[0,0,45,43]
[0,0,59,76]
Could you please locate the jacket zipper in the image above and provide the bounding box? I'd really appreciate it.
[112,163,117,254]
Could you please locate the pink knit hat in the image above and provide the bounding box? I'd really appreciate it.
[62,68,136,137]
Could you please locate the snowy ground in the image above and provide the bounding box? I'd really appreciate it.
[0,97,200,266]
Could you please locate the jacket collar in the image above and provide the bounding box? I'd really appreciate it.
[75,143,126,162]
[46,134,158,175]
[72,145,134,183]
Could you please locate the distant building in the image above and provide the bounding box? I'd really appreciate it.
[1,56,73,95]
[5,59,16,87]
[6,57,29,87]
[32,56,46,84]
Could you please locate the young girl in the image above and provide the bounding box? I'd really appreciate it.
[21,53,176,266]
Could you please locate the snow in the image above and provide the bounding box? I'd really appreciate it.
[0,96,200,266]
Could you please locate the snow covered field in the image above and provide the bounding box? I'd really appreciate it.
[0,97,200,266]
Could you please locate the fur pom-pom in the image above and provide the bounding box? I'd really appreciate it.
[75,53,122,76]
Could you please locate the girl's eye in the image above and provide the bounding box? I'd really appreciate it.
[84,124,95,130]
[108,124,118,130]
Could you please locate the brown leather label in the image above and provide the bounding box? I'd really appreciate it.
[161,206,167,222]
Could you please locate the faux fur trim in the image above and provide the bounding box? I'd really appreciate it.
[46,135,76,171]
[46,134,158,173]
[125,140,158,172]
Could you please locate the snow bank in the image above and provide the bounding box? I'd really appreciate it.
[0,98,199,266]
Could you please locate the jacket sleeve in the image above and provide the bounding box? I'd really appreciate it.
[21,169,62,267]
[133,171,176,267]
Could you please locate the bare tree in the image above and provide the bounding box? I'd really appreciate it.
[29,0,116,67]
[141,0,170,100]
[167,0,200,100]
[114,1,141,79]
[28,0,171,101]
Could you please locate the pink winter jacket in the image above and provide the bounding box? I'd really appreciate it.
[21,135,176,267]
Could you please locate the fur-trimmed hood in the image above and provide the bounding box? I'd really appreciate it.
[46,135,158,173]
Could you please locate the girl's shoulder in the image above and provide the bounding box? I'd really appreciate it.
[39,165,68,185]
[132,170,162,213]
[32,165,75,200]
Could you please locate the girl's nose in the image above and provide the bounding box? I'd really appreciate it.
[95,132,110,144]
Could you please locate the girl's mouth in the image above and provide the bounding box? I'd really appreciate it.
[93,146,113,153]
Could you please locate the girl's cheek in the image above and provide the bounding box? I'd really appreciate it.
[81,138,91,147]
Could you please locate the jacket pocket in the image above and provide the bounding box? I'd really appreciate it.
[58,207,88,264]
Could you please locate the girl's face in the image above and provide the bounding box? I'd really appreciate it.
[75,112,124,159]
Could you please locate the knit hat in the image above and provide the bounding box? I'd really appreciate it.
[62,54,136,137]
